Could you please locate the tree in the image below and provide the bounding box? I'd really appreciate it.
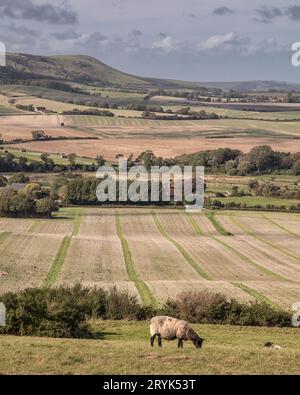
[246,145,277,173]
[247,179,259,190]
[31,130,46,141]
[8,173,29,184]
[0,175,7,187]
[35,198,58,217]
[292,159,300,175]
[96,155,105,167]
[40,153,49,162]
[261,183,280,197]
[231,186,240,197]
[67,153,77,168]
[237,160,253,175]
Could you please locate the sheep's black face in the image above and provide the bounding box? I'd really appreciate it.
[194,338,204,349]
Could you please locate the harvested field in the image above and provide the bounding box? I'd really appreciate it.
[30,219,73,236]
[0,209,298,308]
[78,208,116,238]
[120,211,200,281]
[0,218,35,233]
[233,215,300,257]
[55,209,138,297]
[262,216,300,237]
[191,213,219,235]
[146,280,252,302]
[0,114,92,141]
[155,212,272,282]
[241,281,300,310]
[9,137,300,162]
[56,236,128,283]
[0,233,63,293]
[218,235,300,282]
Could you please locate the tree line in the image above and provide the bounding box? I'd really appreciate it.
[0,151,98,173]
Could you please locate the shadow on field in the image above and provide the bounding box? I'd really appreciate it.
[93,330,120,340]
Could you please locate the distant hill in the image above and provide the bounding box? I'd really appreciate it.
[3,52,300,92]
[6,53,149,88]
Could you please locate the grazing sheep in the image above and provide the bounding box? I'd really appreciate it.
[265,342,283,350]
[150,316,204,349]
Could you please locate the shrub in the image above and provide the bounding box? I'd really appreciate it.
[0,287,92,338]
[0,287,292,339]
[163,291,291,327]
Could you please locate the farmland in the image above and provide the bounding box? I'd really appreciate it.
[0,208,299,310]
[1,112,300,161]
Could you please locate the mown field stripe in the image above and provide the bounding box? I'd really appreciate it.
[152,211,211,280]
[212,236,287,281]
[0,232,10,243]
[43,236,72,289]
[28,221,40,233]
[72,207,83,236]
[232,282,280,309]
[185,213,203,236]
[231,216,300,262]
[205,212,232,236]
[115,210,158,307]
[262,214,300,238]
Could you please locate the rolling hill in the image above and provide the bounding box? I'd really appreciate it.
[2,52,300,92]
[6,53,148,88]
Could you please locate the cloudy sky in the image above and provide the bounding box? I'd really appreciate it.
[1,0,300,82]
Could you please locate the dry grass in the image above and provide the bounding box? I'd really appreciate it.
[0,233,63,293]
[56,236,128,284]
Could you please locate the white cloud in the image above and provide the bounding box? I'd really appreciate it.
[198,32,283,56]
[152,35,175,52]
[198,32,236,50]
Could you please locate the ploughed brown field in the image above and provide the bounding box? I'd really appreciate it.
[0,208,299,310]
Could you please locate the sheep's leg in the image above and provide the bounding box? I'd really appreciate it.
[177,339,182,348]
[150,335,156,347]
[158,334,162,347]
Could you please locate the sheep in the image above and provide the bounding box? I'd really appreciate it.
[265,342,283,350]
[150,316,204,349]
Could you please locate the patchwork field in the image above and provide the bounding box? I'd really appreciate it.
[0,208,299,310]
[2,113,300,161]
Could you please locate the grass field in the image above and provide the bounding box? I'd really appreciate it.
[0,208,299,309]
[3,147,97,166]
[215,195,300,208]
[0,320,299,374]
